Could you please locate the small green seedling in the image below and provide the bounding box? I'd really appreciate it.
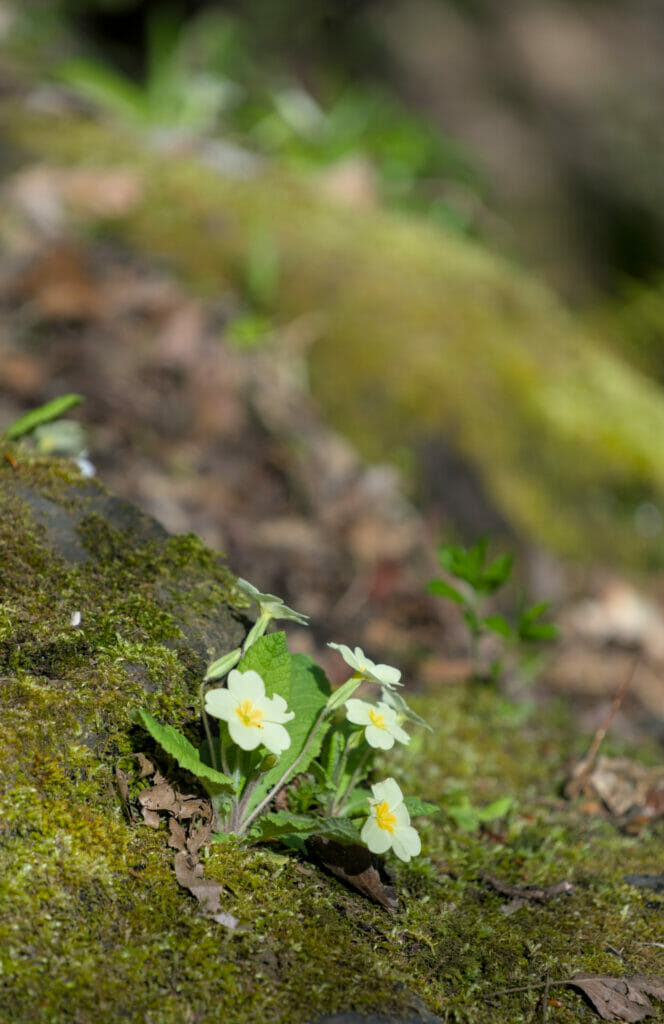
[135,579,437,863]
[445,792,513,832]
[3,394,83,441]
[428,537,557,683]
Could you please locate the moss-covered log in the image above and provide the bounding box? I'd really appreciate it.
[4,104,664,565]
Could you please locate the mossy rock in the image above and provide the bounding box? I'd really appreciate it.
[3,451,664,1023]
[5,104,664,565]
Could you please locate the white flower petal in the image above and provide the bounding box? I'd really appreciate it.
[371,777,404,809]
[361,816,392,854]
[236,578,309,624]
[393,803,411,828]
[391,826,421,862]
[391,723,410,746]
[227,719,262,750]
[227,669,265,703]
[262,692,295,723]
[364,725,395,750]
[260,722,292,755]
[204,688,237,721]
[370,663,402,688]
[345,698,372,725]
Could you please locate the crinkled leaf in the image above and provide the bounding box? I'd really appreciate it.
[244,654,331,815]
[238,631,291,702]
[4,394,83,440]
[251,811,362,846]
[132,708,234,790]
[250,811,322,842]
[404,796,438,817]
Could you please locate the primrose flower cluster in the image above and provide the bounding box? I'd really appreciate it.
[137,577,435,862]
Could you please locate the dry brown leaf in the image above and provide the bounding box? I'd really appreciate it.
[168,818,187,852]
[173,851,224,917]
[569,973,664,1022]
[141,807,161,828]
[573,757,664,819]
[306,835,398,912]
[136,753,156,778]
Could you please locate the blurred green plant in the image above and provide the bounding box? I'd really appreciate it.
[57,9,239,133]
[3,394,83,441]
[444,791,513,832]
[48,7,483,228]
[428,537,557,684]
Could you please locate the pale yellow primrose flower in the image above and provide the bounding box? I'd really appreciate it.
[205,669,294,755]
[361,778,421,862]
[236,578,309,625]
[345,698,410,750]
[327,643,402,689]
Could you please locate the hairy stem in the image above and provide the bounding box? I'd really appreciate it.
[199,678,218,771]
[334,747,371,816]
[239,705,330,834]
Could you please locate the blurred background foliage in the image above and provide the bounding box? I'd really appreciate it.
[11,0,664,303]
[4,0,664,568]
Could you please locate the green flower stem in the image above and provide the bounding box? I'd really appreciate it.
[199,678,219,771]
[239,704,330,835]
[220,736,231,778]
[333,746,371,816]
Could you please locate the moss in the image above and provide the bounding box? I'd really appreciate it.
[2,455,664,1021]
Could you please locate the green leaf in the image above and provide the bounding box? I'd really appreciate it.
[4,395,83,441]
[476,796,513,822]
[250,811,321,842]
[243,654,331,815]
[482,615,513,639]
[520,622,558,642]
[517,602,558,642]
[58,59,149,123]
[480,552,513,593]
[312,816,363,844]
[251,811,362,846]
[427,578,466,605]
[132,708,234,790]
[437,542,472,581]
[403,796,438,817]
[238,631,292,702]
[520,600,551,622]
[446,799,479,831]
[337,785,371,818]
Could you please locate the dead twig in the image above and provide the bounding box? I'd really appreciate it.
[565,657,639,799]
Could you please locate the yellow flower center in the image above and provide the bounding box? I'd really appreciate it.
[374,800,397,834]
[235,699,264,729]
[368,708,386,729]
